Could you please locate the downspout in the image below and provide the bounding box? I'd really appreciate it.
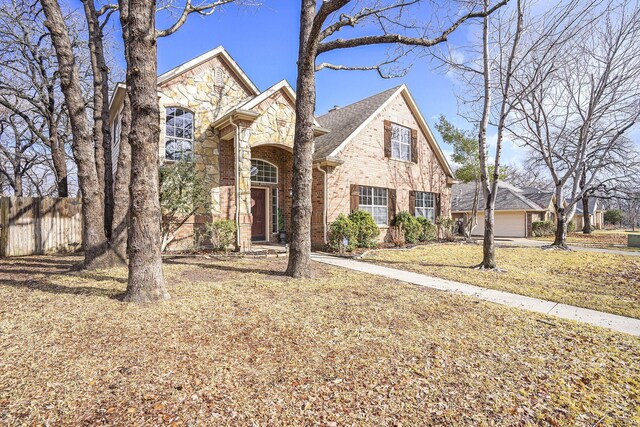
[315,163,328,244]
[229,115,241,250]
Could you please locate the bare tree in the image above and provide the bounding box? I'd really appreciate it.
[511,0,640,248]
[119,0,241,302]
[0,0,73,197]
[40,0,113,268]
[286,0,509,278]
[0,114,43,196]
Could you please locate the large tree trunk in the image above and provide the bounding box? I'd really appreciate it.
[46,81,68,197]
[581,194,592,234]
[41,0,109,269]
[13,172,23,197]
[49,134,68,197]
[110,94,131,264]
[553,209,568,248]
[286,0,317,278]
[82,0,113,238]
[122,0,169,302]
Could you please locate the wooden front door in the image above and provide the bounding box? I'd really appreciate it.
[251,188,266,241]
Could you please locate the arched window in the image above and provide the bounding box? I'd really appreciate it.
[250,159,278,184]
[165,107,194,161]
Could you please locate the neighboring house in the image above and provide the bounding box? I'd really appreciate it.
[108,46,454,251]
[572,197,605,230]
[451,182,558,237]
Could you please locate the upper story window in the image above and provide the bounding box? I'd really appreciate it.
[415,191,436,222]
[165,107,194,161]
[250,159,278,184]
[391,123,412,161]
[359,186,388,225]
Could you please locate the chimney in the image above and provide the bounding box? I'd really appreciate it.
[329,105,340,112]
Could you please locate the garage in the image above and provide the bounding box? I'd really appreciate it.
[471,211,526,237]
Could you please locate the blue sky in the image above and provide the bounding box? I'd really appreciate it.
[147,2,529,166]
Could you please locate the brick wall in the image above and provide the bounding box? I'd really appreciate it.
[317,92,452,245]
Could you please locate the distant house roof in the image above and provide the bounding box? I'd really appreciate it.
[521,187,554,209]
[451,181,547,212]
[576,197,599,215]
[314,86,402,159]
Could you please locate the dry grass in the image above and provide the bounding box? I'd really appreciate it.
[0,254,639,426]
[532,230,640,251]
[366,244,640,319]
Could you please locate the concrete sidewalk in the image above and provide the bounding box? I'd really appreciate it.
[311,253,640,336]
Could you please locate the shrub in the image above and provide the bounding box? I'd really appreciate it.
[604,209,624,225]
[394,211,422,243]
[567,220,576,233]
[206,219,236,251]
[436,216,456,242]
[348,210,380,249]
[416,216,437,241]
[328,214,357,252]
[532,220,555,237]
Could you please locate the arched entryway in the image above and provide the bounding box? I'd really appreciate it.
[250,144,293,243]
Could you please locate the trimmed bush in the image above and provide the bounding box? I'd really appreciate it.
[567,220,576,233]
[328,214,357,252]
[416,216,437,241]
[348,210,380,249]
[394,211,422,243]
[207,219,236,251]
[532,220,555,237]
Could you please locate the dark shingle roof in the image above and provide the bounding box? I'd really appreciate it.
[314,86,401,159]
[521,187,554,209]
[451,182,546,212]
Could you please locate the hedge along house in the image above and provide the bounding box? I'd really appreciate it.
[108,46,454,251]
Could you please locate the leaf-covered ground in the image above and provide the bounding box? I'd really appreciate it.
[0,254,639,426]
[365,244,640,319]
[532,230,640,252]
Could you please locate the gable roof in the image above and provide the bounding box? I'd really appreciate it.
[314,86,401,159]
[314,85,455,178]
[452,181,546,212]
[576,197,599,215]
[157,46,260,96]
[521,187,554,209]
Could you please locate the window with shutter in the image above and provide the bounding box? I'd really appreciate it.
[358,186,388,225]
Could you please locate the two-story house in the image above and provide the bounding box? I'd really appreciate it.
[108,46,454,251]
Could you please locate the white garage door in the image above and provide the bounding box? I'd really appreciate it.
[472,212,526,237]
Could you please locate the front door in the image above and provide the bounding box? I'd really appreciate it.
[251,188,266,241]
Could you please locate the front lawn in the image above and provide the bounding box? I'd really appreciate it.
[365,244,640,319]
[533,230,640,252]
[1,255,639,426]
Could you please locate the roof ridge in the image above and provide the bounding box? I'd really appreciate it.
[318,85,402,118]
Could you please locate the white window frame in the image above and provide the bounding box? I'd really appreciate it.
[391,123,411,162]
[359,186,388,225]
[250,159,278,185]
[271,188,279,234]
[415,191,436,222]
[165,107,194,161]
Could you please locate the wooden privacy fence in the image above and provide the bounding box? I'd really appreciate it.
[0,197,83,257]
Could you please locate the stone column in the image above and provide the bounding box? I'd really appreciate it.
[236,124,253,251]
